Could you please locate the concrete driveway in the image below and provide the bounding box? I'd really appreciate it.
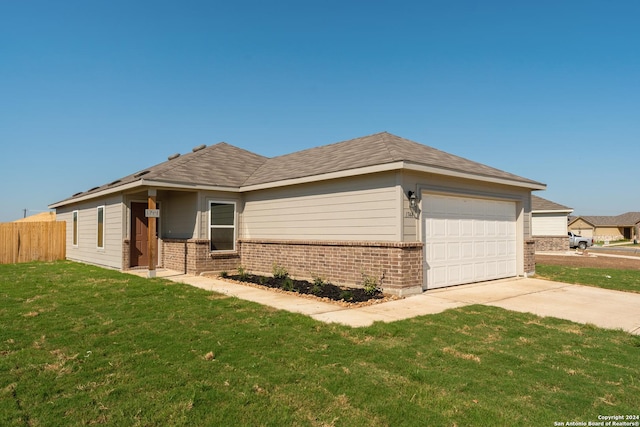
[129,270,640,335]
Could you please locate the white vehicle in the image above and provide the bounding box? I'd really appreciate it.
[568,232,593,250]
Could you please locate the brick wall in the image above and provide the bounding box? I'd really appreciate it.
[533,236,569,252]
[524,239,536,276]
[162,239,187,273]
[594,233,624,243]
[238,239,424,296]
[162,239,241,275]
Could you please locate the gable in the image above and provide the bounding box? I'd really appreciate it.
[531,195,572,212]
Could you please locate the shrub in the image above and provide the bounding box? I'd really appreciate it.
[237,266,249,281]
[219,271,228,278]
[339,290,354,301]
[282,277,294,291]
[361,273,380,296]
[310,275,326,295]
[272,263,289,280]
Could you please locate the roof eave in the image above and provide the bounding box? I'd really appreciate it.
[403,163,547,190]
[533,209,574,214]
[240,161,546,192]
[49,179,240,208]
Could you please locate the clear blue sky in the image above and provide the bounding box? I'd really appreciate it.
[1,0,638,222]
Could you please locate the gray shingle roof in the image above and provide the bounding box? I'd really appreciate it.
[531,195,572,211]
[244,132,544,187]
[75,142,268,198]
[53,132,544,205]
[574,212,640,227]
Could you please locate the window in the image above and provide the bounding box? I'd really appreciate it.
[72,210,78,246]
[97,206,105,249]
[209,201,235,251]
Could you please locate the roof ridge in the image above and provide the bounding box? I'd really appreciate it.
[379,132,402,161]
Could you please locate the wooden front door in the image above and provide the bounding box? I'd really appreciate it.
[130,202,158,267]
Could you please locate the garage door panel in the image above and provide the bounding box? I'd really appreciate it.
[486,241,497,257]
[430,242,446,261]
[461,219,473,237]
[486,221,496,236]
[447,242,460,260]
[461,242,473,258]
[432,219,447,237]
[447,266,461,284]
[424,194,517,289]
[497,241,508,256]
[432,267,447,287]
[447,220,460,237]
[461,263,474,282]
[474,242,485,257]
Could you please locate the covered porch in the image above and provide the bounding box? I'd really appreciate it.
[121,187,241,275]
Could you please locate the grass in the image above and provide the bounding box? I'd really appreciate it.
[536,264,640,293]
[1,261,639,426]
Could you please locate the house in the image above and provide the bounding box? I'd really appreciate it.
[568,212,640,243]
[49,132,546,295]
[14,211,56,222]
[531,195,572,251]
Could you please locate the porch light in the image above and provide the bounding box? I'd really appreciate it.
[408,191,417,209]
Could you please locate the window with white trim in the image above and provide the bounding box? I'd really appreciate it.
[209,201,236,251]
[97,206,105,249]
[72,210,78,247]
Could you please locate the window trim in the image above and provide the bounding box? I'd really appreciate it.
[208,200,236,252]
[72,210,78,247]
[97,205,105,249]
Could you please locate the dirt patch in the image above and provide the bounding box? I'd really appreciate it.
[536,253,640,270]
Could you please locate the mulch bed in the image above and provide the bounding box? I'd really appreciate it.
[536,252,640,271]
[212,273,401,307]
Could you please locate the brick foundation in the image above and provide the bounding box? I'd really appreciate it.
[524,239,536,276]
[533,236,569,252]
[162,239,241,275]
[162,239,188,272]
[238,239,424,296]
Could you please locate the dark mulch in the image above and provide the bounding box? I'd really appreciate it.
[223,273,385,304]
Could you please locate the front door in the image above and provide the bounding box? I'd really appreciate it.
[130,202,158,267]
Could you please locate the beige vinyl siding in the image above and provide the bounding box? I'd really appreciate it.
[162,192,198,239]
[532,213,568,236]
[568,218,594,237]
[59,194,124,269]
[242,173,399,241]
[592,226,623,241]
[401,175,418,242]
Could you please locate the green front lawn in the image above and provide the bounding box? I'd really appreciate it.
[536,264,640,293]
[1,261,639,426]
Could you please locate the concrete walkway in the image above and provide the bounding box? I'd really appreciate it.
[127,269,640,335]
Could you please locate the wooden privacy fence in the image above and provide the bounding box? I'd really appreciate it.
[0,221,66,264]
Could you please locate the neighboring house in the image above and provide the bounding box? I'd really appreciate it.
[14,212,56,222]
[568,213,640,243]
[531,195,572,251]
[49,132,545,295]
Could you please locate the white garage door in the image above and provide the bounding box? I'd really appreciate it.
[423,194,517,289]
